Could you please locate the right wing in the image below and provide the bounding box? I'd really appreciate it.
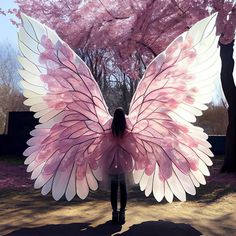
[126,14,221,202]
[18,13,112,201]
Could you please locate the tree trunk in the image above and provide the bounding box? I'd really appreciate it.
[220,40,236,173]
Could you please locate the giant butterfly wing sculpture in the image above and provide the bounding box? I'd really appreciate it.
[18,13,112,201]
[18,13,221,202]
[125,14,221,202]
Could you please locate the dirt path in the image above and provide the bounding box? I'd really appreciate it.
[0,188,236,236]
[0,157,236,236]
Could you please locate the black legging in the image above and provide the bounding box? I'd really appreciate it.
[110,174,127,211]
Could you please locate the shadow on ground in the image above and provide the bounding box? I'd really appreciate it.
[117,221,202,236]
[4,220,202,236]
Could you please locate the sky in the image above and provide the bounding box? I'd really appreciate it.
[0,0,18,47]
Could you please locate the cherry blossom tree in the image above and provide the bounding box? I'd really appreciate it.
[3,1,235,71]
[4,0,236,171]
[3,0,221,78]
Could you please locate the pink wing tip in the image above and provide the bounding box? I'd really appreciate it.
[178,125,189,133]
[168,98,178,109]
[60,43,74,61]
[190,87,198,93]
[184,95,195,104]
[41,35,54,49]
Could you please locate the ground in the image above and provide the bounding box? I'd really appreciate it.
[0,156,236,236]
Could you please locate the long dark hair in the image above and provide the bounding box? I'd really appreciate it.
[111,107,126,137]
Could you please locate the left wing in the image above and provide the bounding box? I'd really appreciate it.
[18,13,112,201]
[126,14,221,202]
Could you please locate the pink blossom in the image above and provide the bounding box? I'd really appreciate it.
[4,0,235,80]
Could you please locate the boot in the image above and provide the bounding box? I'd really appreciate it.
[119,209,125,225]
[112,210,119,224]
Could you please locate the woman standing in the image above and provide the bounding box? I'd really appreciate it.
[110,107,128,225]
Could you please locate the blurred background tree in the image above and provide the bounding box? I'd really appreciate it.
[0,43,28,134]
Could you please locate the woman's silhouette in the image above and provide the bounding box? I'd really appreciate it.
[110,107,127,225]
